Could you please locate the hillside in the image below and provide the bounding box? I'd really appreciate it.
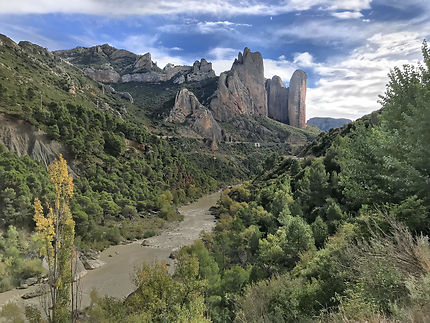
[0,33,320,250]
[307,117,351,130]
[0,34,228,247]
[66,43,430,322]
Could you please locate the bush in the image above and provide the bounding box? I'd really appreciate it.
[18,258,44,280]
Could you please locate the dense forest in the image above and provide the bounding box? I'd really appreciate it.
[80,43,430,322]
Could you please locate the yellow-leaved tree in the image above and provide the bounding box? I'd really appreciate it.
[34,154,76,323]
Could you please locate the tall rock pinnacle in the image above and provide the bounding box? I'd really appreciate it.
[288,70,307,128]
[266,75,289,124]
[210,48,268,121]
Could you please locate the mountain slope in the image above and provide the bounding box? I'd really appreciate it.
[307,117,351,130]
[0,34,229,248]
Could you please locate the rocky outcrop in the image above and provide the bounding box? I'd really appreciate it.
[84,67,121,83]
[288,70,307,129]
[266,75,289,124]
[18,41,53,58]
[0,114,69,168]
[0,34,20,49]
[210,48,267,121]
[186,59,216,82]
[55,46,216,85]
[166,89,222,139]
[133,52,153,72]
[119,91,133,103]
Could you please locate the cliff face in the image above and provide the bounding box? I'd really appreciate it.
[265,71,307,129]
[288,70,307,129]
[166,89,222,139]
[266,75,289,124]
[209,48,268,121]
[55,46,216,84]
[0,114,68,168]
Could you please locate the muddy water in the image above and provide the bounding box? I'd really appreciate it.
[0,191,220,311]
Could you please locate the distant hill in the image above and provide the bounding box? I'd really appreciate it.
[307,117,351,130]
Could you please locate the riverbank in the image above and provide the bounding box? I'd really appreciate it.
[0,190,221,313]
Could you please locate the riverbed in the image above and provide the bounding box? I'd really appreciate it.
[0,190,221,312]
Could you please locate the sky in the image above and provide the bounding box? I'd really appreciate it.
[0,1,429,120]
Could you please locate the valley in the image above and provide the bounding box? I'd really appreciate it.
[0,191,220,311]
[0,11,429,321]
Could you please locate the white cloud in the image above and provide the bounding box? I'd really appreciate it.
[276,19,366,43]
[196,21,252,34]
[159,20,252,35]
[263,58,299,82]
[293,52,314,67]
[0,21,64,49]
[306,31,424,120]
[207,47,239,74]
[331,11,363,19]
[0,0,372,16]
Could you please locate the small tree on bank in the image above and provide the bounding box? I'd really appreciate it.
[34,154,75,322]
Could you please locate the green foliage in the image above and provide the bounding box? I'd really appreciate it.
[311,216,328,248]
[0,302,25,323]
[259,215,315,273]
[25,305,42,323]
[193,45,430,321]
[89,258,210,322]
[0,41,225,251]
[0,147,51,229]
[0,225,45,292]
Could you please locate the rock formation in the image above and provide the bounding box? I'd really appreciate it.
[55,46,216,84]
[266,75,289,124]
[265,70,307,129]
[166,89,222,139]
[83,67,121,83]
[133,52,153,72]
[288,70,307,128]
[53,41,308,129]
[209,48,267,121]
[186,59,216,82]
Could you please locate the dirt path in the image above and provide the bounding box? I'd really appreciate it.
[0,191,221,312]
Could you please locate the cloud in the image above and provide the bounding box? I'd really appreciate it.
[331,11,363,19]
[293,52,314,67]
[306,31,425,120]
[263,58,299,82]
[207,47,239,74]
[0,21,64,49]
[159,20,252,35]
[0,0,372,16]
[196,21,252,34]
[275,19,366,43]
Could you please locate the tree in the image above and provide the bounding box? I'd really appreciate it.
[33,154,76,322]
[258,215,315,273]
[295,159,329,222]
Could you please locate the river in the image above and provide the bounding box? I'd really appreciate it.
[0,190,221,312]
